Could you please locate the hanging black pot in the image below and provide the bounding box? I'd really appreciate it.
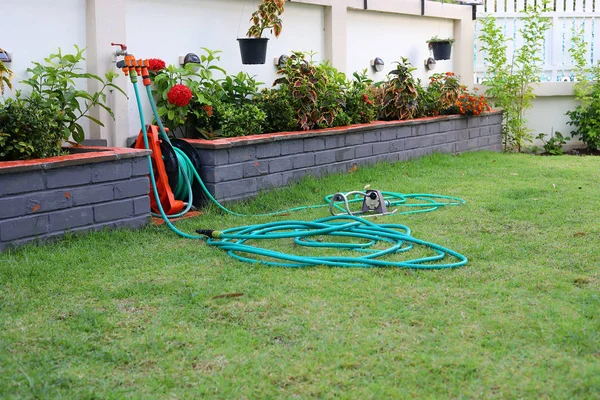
[237,38,269,65]
[429,41,452,61]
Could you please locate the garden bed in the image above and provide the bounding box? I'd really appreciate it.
[0,147,152,251]
[188,111,503,202]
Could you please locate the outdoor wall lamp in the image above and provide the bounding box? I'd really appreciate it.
[0,49,12,63]
[370,57,384,72]
[273,54,288,67]
[424,57,436,71]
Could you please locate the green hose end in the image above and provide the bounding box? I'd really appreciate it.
[196,229,222,239]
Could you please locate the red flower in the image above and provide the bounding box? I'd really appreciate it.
[203,104,213,117]
[167,84,193,107]
[148,58,166,72]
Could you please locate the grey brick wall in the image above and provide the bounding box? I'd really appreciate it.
[0,153,151,251]
[191,112,503,202]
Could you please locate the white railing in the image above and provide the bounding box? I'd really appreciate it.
[474,0,600,83]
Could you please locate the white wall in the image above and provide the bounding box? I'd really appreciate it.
[125,0,325,141]
[347,10,454,83]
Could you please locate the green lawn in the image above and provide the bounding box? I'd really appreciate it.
[1,151,599,399]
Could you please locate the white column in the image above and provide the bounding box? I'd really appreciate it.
[86,0,129,147]
[324,3,347,73]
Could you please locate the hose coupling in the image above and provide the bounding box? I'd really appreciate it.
[196,229,222,239]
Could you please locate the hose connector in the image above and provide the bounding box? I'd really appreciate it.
[196,229,222,239]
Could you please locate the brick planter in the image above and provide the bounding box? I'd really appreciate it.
[187,111,503,202]
[0,147,152,251]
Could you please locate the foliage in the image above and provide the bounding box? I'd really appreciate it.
[247,0,285,38]
[220,72,262,106]
[215,102,266,138]
[274,51,345,130]
[479,0,551,152]
[426,36,455,44]
[535,131,569,155]
[0,96,64,160]
[150,48,225,137]
[343,70,376,124]
[19,45,125,145]
[456,90,491,116]
[0,58,12,95]
[254,87,297,133]
[424,72,465,116]
[379,57,421,120]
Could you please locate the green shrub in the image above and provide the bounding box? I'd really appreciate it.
[216,103,266,138]
[0,97,64,161]
[344,70,376,125]
[255,88,297,133]
[379,57,422,120]
[536,131,570,155]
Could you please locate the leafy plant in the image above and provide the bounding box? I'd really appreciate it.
[456,90,491,116]
[220,72,262,105]
[274,51,345,130]
[344,70,376,124]
[0,57,12,95]
[536,131,569,155]
[426,36,455,44]
[0,96,64,160]
[479,0,551,152]
[215,102,266,138]
[254,87,297,133]
[247,0,285,38]
[380,57,421,120]
[20,45,125,144]
[424,72,465,116]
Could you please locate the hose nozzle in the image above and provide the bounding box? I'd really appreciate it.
[196,229,222,239]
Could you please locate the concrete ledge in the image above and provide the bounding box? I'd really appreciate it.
[0,147,151,251]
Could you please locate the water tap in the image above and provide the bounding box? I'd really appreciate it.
[111,43,128,57]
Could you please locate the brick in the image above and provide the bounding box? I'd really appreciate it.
[257,174,283,190]
[25,189,72,214]
[412,125,424,136]
[269,156,294,173]
[256,143,281,159]
[396,126,412,138]
[114,177,149,199]
[0,196,26,219]
[293,153,315,169]
[372,142,389,155]
[71,183,115,206]
[345,133,363,145]
[46,165,92,189]
[467,138,480,150]
[195,149,229,166]
[427,122,440,135]
[455,119,468,130]
[92,161,132,183]
[92,215,149,232]
[327,163,348,175]
[131,157,150,176]
[468,128,481,139]
[467,117,480,128]
[49,206,94,232]
[398,151,411,161]
[94,199,134,223]
[380,128,396,141]
[381,153,399,163]
[354,144,373,158]
[489,114,503,125]
[243,161,269,178]
[335,148,354,162]
[479,116,490,126]
[431,143,456,154]
[480,125,492,136]
[492,124,502,135]
[324,136,345,149]
[304,138,326,152]
[457,130,469,141]
[133,196,150,216]
[280,139,304,155]
[1,214,49,241]
[201,164,244,183]
[215,178,257,200]
[315,150,336,165]
[0,171,45,196]
[478,136,490,147]
[389,139,405,152]
[363,130,381,143]
[229,147,256,163]
[439,121,454,132]
[405,138,420,150]
[445,131,458,142]
[432,134,446,145]
[456,141,469,152]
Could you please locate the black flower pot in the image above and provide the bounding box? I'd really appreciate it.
[237,38,269,65]
[429,41,452,61]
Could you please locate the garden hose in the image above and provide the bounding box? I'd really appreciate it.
[126,60,468,268]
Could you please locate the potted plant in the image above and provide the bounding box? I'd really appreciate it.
[427,37,455,61]
[238,0,285,65]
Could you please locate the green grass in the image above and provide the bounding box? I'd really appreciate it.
[1,151,599,399]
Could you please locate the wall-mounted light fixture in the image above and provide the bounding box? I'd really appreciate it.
[0,49,12,63]
[370,57,384,72]
[273,54,288,67]
[424,57,436,71]
[178,53,200,71]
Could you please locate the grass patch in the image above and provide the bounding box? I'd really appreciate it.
[1,151,599,398]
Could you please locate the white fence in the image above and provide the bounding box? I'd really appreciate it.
[474,0,600,83]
